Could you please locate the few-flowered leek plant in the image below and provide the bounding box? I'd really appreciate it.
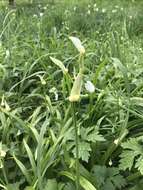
[69,36,85,190]
[50,36,85,190]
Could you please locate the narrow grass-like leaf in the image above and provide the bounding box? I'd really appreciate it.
[23,140,37,176]
[13,154,31,184]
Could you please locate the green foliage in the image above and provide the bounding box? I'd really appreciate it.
[0,0,143,189]
[91,165,126,190]
[119,137,143,174]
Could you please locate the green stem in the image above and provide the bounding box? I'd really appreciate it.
[72,102,80,190]
[2,163,8,185]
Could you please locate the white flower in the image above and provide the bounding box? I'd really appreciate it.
[43,6,47,10]
[112,9,117,13]
[109,159,113,166]
[49,87,58,101]
[40,12,44,17]
[121,7,124,11]
[88,4,91,8]
[102,8,106,13]
[95,8,99,12]
[73,6,77,11]
[87,10,91,15]
[5,50,10,58]
[85,81,95,93]
[69,36,85,55]
[93,3,97,8]
[114,139,119,145]
[33,14,38,18]
[115,5,119,9]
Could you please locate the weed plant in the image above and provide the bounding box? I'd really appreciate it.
[0,0,143,189]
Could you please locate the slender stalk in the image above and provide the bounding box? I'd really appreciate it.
[72,102,80,190]
[2,163,8,185]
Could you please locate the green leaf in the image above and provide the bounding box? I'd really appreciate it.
[91,165,126,190]
[23,140,36,176]
[119,150,138,171]
[44,179,58,190]
[60,171,97,190]
[6,183,20,190]
[72,141,91,162]
[13,154,31,184]
[135,156,143,175]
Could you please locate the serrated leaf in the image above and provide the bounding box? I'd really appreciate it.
[91,165,126,190]
[119,150,138,171]
[72,141,91,162]
[135,156,143,175]
[121,138,142,153]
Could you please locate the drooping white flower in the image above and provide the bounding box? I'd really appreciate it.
[69,36,85,55]
[85,81,95,93]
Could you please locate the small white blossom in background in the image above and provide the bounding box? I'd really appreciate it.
[121,7,124,11]
[95,8,99,12]
[129,15,133,20]
[85,81,95,93]
[102,8,106,13]
[73,6,77,11]
[115,5,119,9]
[33,14,38,18]
[49,87,58,101]
[88,4,91,9]
[40,12,44,17]
[87,10,91,15]
[93,3,97,8]
[5,50,10,58]
[112,9,117,13]
[43,6,47,10]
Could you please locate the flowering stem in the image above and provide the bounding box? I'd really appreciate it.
[72,102,80,190]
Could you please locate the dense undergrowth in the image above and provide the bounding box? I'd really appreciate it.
[0,0,143,189]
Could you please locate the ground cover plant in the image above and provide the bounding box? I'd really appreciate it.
[0,0,143,189]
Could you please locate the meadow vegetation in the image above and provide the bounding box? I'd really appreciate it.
[0,0,143,189]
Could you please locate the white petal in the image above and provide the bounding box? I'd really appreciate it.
[69,36,85,54]
[85,81,95,93]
